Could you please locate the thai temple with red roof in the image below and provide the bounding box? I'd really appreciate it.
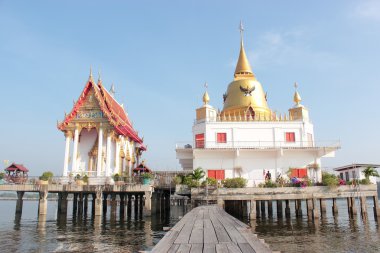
[57,70,146,184]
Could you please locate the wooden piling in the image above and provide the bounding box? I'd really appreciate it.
[373,196,380,220]
[307,199,313,221]
[16,191,24,215]
[332,198,338,215]
[250,200,256,220]
[256,200,261,218]
[320,199,326,217]
[261,200,266,218]
[276,200,283,218]
[285,200,291,218]
[267,200,273,218]
[296,199,302,217]
[360,196,368,220]
[312,198,319,220]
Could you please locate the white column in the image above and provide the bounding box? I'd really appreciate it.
[71,127,79,173]
[63,131,72,176]
[106,133,112,177]
[115,141,120,174]
[97,127,103,177]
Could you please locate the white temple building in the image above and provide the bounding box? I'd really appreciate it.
[58,71,146,184]
[176,26,340,186]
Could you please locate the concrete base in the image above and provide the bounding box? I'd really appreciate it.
[88,177,108,185]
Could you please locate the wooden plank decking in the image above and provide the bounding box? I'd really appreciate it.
[151,206,273,253]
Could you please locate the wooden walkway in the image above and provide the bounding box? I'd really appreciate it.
[151,206,273,253]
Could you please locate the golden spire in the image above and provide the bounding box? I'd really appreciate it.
[202,82,210,105]
[293,82,302,105]
[234,21,254,79]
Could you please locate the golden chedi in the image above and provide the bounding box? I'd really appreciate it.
[222,30,272,120]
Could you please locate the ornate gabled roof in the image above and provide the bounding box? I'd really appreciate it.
[58,77,145,150]
[5,163,29,172]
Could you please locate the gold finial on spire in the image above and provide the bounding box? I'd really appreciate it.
[88,66,94,82]
[293,82,302,106]
[110,83,115,97]
[234,20,254,79]
[202,82,210,105]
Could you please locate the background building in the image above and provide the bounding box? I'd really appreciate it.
[58,71,146,184]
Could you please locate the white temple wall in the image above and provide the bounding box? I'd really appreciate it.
[76,128,97,173]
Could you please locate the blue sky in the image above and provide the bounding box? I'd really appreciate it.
[0,1,379,176]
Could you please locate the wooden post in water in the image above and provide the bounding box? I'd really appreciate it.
[320,199,326,217]
[110,193,117,220]
[127,194,132,217]
[296,199,302,217]
[267,200,273,218]
[351,197,357,216]
[360,196,368,220]
[373,196,380,220]
[78,193,84,216]
[119,193,125,218]
[260,200,266,218]
[307,199,313,221]
[285,200,291,218]
[73,193,78,215]
[276,200,283,218]
[332,198,338,216]
[83,194,88,215]
[38,189,48,216]
[347,197,352,217]
[312,198,319,220]
[16,191,24,215]
[139,194,144,218]
[134,194,139,218]
[144,191,152,216]
[256,200,261,218]
[102,193,108,215]
[250,200,256,220]
[94,188,103,216]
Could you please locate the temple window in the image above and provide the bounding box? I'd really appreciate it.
[216,133,227,143]
[195,134,205,148]
[285,132,295,142]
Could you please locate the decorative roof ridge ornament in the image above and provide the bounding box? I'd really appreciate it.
[202,82,210,105]
[110,83,116,97]
[89,66,93,82]
[293,82,302,106]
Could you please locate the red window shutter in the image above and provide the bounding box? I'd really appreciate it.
[217,133,226,143]
[195,134,205,148]
[286,132,295,142]
[208,170,216,178]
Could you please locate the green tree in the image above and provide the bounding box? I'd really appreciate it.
[191,167,205,186]
[362,167,380,180]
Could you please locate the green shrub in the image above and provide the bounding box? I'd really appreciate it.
[263,180,278,188]
[322,172,338,187]
[0,172,4,180]
[201,177,218,187]
[82,175,89,183]
[173,175,182,185]
[113,173,121,181]
[39,171,54,181]
[141,173,154,180]
[360,178,371,185]
[222,177,247,188]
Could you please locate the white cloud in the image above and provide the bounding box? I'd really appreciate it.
[247,29,341,70]
[352,0,380,21]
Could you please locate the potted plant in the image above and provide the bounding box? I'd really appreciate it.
[113,173,124,185]
[141,172,154,185]
[39,171,54,185]
[75,174,85,186]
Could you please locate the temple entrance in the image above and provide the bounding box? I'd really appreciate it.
[246,107,255,120]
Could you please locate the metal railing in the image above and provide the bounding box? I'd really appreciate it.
[176,140,341,150]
